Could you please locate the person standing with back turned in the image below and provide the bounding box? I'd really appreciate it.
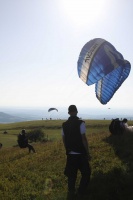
[62,105,91,197]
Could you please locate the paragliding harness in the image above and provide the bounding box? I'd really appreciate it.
[17,133,28,148]
[109,118,123,135]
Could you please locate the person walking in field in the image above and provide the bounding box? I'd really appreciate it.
[17,129,36,153]
[62,105,91,197]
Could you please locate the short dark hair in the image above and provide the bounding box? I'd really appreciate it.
[68,105,78,112]
[22,129,26,134]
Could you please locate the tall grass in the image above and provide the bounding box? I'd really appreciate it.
[0,120,133,199]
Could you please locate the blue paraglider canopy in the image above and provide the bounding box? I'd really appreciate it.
[77,38,131,104]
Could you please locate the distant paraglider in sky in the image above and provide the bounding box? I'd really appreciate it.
[77,38,131,104]
[48,108,58,112]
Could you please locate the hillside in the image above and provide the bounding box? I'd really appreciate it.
[0,112,26,123]
[0,120,133,199]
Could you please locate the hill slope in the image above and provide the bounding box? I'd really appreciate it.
[0,112,26,123]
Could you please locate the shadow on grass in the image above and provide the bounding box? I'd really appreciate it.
[58,132,133,200]
[89,166,132,198]
[65,133,133,200]
[65,170,133,200]
[95,132,133,200]
[105,132,133,173]
[65,168,133,200]
[88,168,133,200]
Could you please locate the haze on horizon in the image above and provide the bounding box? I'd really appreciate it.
[0,0,133,117]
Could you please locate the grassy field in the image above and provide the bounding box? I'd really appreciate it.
[0,119,133,200]
[0,119,110,147]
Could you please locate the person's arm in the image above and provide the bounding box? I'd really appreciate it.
[62,135,66,150]
[62,128,66,150]
[80,122,91,160]
[81,134,91,160]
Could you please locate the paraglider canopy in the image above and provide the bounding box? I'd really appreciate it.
[77,38,131,104]
[48,108,58,112]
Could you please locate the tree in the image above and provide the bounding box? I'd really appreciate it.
[27,128,46,142]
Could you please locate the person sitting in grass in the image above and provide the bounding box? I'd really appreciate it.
[17,129,36,153]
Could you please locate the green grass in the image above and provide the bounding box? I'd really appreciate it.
[0,119,110,147]
[0,120,133,199]
[0,120,64,147]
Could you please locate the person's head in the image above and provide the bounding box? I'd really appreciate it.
[68,105,78,116]
[22,129,26,134]
[122,118,128,123]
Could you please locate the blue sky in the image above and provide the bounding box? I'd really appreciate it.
[0,0,133,116]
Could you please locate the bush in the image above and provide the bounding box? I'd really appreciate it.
[27,128,46,142]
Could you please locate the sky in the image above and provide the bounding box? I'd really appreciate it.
[0,0,133,117]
